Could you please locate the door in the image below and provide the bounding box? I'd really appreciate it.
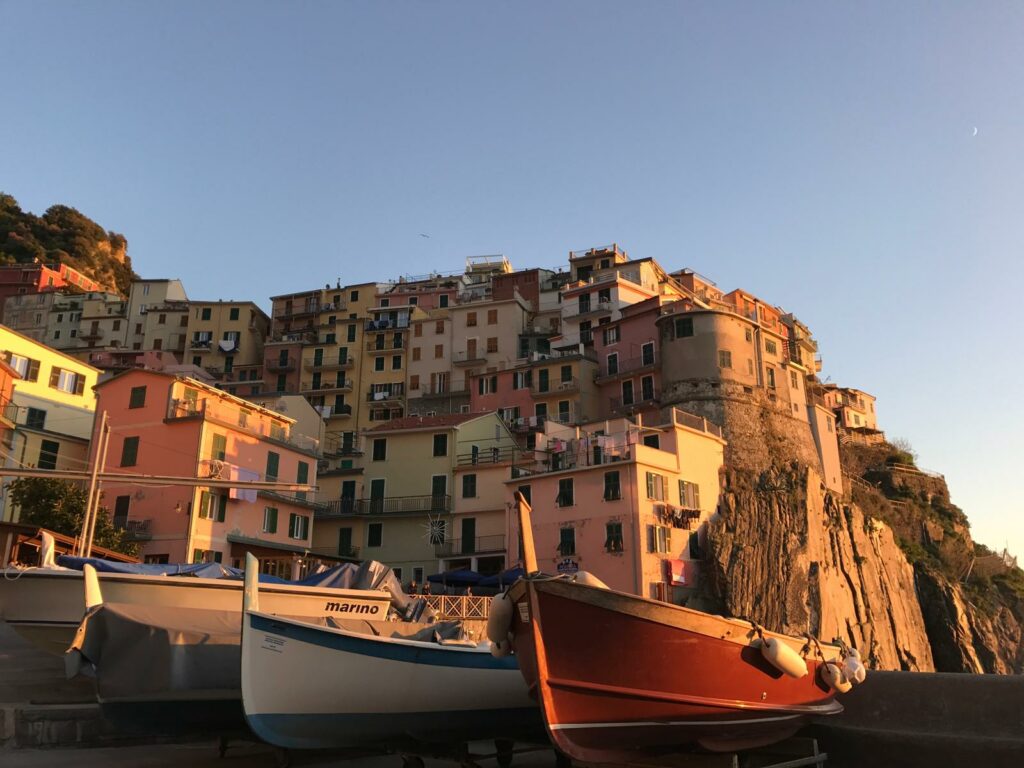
[340,480,356,514]
[461,517,476,555]
[466,338,477,360]
[338,527,353,557]
[369,479,386,514]
[313,348,324,366]
[538,369,549,392]
[431,475,448,511]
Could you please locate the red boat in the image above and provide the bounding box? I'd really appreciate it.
[504,495,847,763]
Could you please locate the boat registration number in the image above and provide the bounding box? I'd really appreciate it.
[518,602,529,622]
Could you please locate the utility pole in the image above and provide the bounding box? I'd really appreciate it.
[78,411,107,557]
[84,416,111,558]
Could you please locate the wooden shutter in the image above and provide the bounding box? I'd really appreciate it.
[216,495,227,522]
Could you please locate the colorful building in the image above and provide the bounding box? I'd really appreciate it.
[184,300,269,397]
[0,263,102,323]
[507,408,725,602]
[0,325,100,521]
[93,369,320,573]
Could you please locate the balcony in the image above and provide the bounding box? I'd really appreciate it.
[610,390,660,412]
[596,355,657,381]
[415,382,469,397]
[121,519,152,541]
[434,534,506,558]
[571,297,613,319]
[453,350,487,366]
[365,340,405,354]
[273,303,319,320]
[80,327,105,341]
[366,385,405,403]
[322,432,360,457]
[317,494,451,517]
[301,378,353,395]
[189,338,212,350]
[531,377,579,396]
[266,356,296,373]
[365,318,410,332]
[456,446,517,466]
[304,357,353,371]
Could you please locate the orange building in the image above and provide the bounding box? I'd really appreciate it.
[94,369,320,573]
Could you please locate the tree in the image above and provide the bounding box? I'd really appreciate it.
[9,477,139,557]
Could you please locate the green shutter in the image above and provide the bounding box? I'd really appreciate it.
[216,494,227,522]
[266,452,279,480]
[212,434,227,461]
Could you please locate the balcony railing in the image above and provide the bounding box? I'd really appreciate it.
[266,357,296,373]
[366,385,405,402]
[456,446,518,465]
[317,494,451,517]
[304,357,353,371]
[190,338,212,350]
[273,303,319,319]
[597,355,657,380]
[365,340,405,353]
[670,407,724,439]
[80,327,105,340]
[365,319,410,331]
[453,350,487,366]
[424,595,491,620]
[434,534,506,557]
[414,382,469,397]
[610,390,660,411]
[571,298,613,318]
[301,378,353,394]
[531,377,579,396]
[120,519,152,541]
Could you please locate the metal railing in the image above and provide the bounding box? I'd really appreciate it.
[597,355,657,379]
[456,447,518,465]
[610,390,660,410]
[304,358,353,371]
[531,377,579,395]
[365,339,405,353]
[121,519,152,540]
[366,385,405,402]
[317,494,451,517]
[266,357,296,372]
[434,535,506,557]
[301,378,353,393]
[415,382,469,396]
[167,398,319,453]
[453,350,487,365]
[365,319,410,331]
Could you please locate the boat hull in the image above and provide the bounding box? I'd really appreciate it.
[508,578,842,761]
[241,610,542,749]
[0,569,389,654]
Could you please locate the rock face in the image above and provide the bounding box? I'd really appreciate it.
[704,464,935,671]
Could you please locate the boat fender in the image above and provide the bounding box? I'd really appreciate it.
[759,636,808,679]
[842,655,867,685]
[486,592,514,644]
[489,637,512,658]
[573,571,609,589]
[820,662,853,694]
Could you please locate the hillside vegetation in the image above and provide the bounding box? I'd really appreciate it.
[0,193,137,296]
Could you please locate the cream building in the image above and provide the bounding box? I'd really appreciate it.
[184,300,270,395]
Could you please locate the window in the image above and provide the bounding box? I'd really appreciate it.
[53,330,60,340]
[466,312,477,327]
[643,433,660,449]
[48,367,84,394]
[747,359,754,375]
[679,480,701,509]
[827,416,834,433]
[486,337,498,353]
[266,451,280,480]
[25,407,46,430]
[766,367,776,388]
[433,433,448,457]
[434,344,443,359]
[603,326,620,345]
[790,370,799,389]
[558,527,576,556]
[276,373,287,391]
[487,309,498,324]
[745,328,753,342]
[226,306,238,321]
[201,308,211,321]
[641,342,655,366]
[5,354,40,382]
[372,438,387,461]
[38,439,60,470]
[414,323,423,337]
[198,492,227,522]
[410,374,420,391]
[606,352,618,375]
[439,295,449,308]
[211,433,227,461]
[296,461,309,501]
[263,507,278,533]
[649,524,671,554]
[374,357,385,372]
[765,340,777,356]
[604,471,621,501]
[350,290,359,302]
[288,513,309,540]
[113,496,131,529]
[157,313,166,325]
[674,317,693,338]
[347,324,357,342]
[646,471,667,500]
[560,365,572,383]
[462,473,477,498]
[391,355,402,370]
[605,522,624,553]
[413,566,424,584]
[517,485,532,505]
[120,436,140,467]
[367,522,383,548]
[641,376,655,401]
[556,478,574,507]
[718,350,732,369]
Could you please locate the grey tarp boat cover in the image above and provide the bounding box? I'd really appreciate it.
[67,602,469,702]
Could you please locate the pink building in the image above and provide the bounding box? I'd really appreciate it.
[94,369,321,574]
[506,408,725,603]
[0,263,103,322]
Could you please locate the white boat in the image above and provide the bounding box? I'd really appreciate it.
[240,554,541,750]
[0,535,393,654]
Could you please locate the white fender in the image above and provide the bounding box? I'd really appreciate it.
[843,656,867,684]
[573,571,609,589]
[83,564,103,611]
[820,662,853,694]
[243,553,260,613]
[486,592,514,644]
[40,531,57,567]
[759,636,808,679]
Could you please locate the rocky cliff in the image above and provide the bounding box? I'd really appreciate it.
[669,385,1024,673]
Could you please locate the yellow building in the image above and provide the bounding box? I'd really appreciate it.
[0,325,100,521]
[184,300,270,395]
[311,412,518,586]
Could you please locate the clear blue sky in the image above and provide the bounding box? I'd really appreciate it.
[2,2,1021,557]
